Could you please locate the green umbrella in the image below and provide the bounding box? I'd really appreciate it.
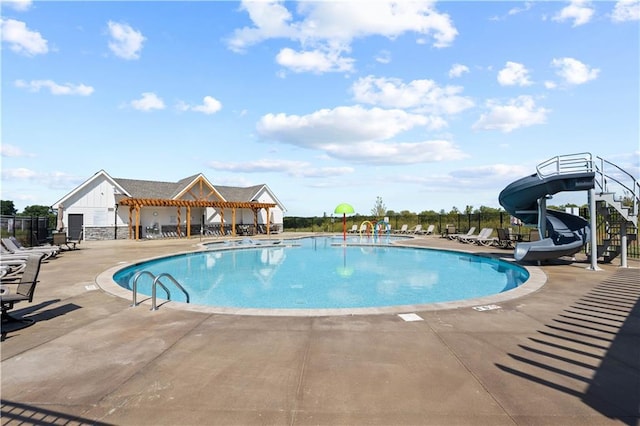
[334,203,355,242]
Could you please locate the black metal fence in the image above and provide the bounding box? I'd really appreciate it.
[0,215,53,247]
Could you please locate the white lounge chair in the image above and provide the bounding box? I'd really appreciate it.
[408,224,423,234]
[458,228,491,244]
[448,226,476,241]
[394,224,408,234]
[422,224,435,235]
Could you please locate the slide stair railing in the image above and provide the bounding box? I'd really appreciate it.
[535,153,638,226]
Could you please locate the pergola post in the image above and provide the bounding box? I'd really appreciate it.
[135,205,141,240]
[128,207,133,239]
[266,208,271,237]
[186,206,191,238]
[177,207,182,237]
[232,208,237,236]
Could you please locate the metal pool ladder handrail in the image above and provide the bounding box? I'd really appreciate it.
[151,273,190,311]
[131,270,189,310]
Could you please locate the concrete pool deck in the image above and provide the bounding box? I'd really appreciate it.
[1,234,638,425]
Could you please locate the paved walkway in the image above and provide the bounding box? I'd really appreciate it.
[1,234,638,425]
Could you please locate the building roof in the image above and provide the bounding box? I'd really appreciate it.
[53,170,286,211]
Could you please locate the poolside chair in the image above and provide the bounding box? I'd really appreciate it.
[493,228,514,249]
[423,224,435,235]
[441,224,456,238]
[394,224,408,234]
[458,228,491,244]
[475,228,497,246]
[2,238,58,260]
[10,236,61,253]
[347,224,358,233]
[1,253,43,324]
[448,226,476,241]
[408,224,422,234]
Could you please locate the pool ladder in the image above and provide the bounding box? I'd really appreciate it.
[131,271,190,311]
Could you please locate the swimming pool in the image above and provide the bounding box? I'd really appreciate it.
[112,236,531,314]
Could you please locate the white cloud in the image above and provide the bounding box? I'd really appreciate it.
[551,57,599,85]
[177,96,222,115]
[107,21,145,60]
[473,95,550,133]
[611,0,640,22]
[14,79,94,96]
[448,64,469,78]
[1,143,35,158]
[553,0,595,27]
[0,18,48,56]
[207,159,354,178]
[227,1,457,74]
[257,105,432,147]
[3,0,32,11]
[0,168,79,190]
[508,2,533,16]
[321,139,468,165]
[256,105,467,165]
[130,92,165,111]
[276,47,354,73]
[497,62,532,86]
[375,50,391,64]
[351,75,474,116]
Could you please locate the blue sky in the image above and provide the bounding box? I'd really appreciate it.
[1,0,639,217]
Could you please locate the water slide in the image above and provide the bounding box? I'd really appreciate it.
[499,171,595,262]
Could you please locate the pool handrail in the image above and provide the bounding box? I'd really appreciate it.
[131,270,171,307]
[151,273,190,311]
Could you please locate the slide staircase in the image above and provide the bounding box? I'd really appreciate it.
[592,156,639,263]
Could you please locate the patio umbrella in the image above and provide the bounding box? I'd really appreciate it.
[56,204,64,232]
[334,203,355,242]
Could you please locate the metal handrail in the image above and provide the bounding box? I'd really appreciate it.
[151,273,190,311]
[594,156,640,217]
[131,270,171,307]
[535,152,638,220]
[536,152,594,178]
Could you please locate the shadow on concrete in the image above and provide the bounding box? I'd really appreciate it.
[496,268,640,425]
[1,399,112,426]
[1,300,81,340]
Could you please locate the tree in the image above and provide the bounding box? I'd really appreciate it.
[371,196,386,217]
[1,200,17,216]
[21,205,52,217]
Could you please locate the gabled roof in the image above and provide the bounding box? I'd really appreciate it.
[52,170,130,208]
[53,170,285,211]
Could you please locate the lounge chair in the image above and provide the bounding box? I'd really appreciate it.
[1,253,43,324]
[10,236,61,253]
[458,228,491,244]
[448,226,476,241]
[408,224,423,234]
[2,238,58,260]
[393,224,408,234]
[347,225,358,233]
[423,224,435,235]
[475,228,497,246]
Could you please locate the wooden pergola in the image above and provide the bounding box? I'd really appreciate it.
[118,197,277,240]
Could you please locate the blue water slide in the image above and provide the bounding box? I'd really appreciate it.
[498,171,595,262]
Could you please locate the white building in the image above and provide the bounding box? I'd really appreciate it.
[52,170,286,240]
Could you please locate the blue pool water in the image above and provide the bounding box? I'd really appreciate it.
[113,236,529,310]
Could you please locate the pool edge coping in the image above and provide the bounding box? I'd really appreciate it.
[95,241,547,317]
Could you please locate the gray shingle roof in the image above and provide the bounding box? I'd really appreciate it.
[114,176,265,203]
[215,184,264,202]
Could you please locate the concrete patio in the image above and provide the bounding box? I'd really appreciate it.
[1,234,638,425]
